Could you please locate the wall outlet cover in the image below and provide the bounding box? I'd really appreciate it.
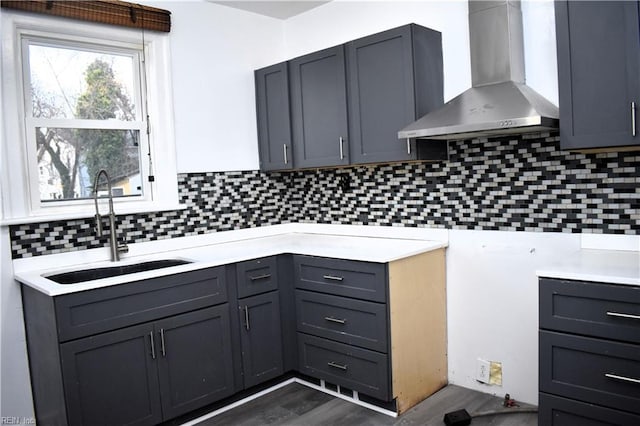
[476,358,491,384]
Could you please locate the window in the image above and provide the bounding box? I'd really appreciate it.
[24,38,147,203]
[1,12,180,222]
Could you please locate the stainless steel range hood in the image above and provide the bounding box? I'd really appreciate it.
[398,0,559,141]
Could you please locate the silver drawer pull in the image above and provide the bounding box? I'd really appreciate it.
[324,316,346,325]
[606,311,640,320]
[323,275,344,282]
[250,273,272,281]
[605,373,640,385]
[149,331,156,359]
[327,361,348,371]
[632,101,637,137]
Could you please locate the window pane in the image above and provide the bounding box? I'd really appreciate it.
[29,43,137,120]
[36,127,142,202]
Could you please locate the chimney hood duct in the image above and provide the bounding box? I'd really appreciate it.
[398,0,559,141]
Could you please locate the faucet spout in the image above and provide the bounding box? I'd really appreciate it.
[93,169,129,262]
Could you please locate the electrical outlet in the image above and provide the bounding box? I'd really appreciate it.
[476,358,490,384]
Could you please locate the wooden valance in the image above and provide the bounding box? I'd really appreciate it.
[1,1,171,32]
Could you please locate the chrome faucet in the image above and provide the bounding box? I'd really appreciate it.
[93,169,129,261]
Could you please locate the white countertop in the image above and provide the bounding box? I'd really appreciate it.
[536,248,640,286]
[14,224,448,296]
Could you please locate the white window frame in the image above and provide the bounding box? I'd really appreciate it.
[1,11,181,224]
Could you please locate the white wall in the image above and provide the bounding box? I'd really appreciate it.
[145,1,285,173]
[446,230,580,404]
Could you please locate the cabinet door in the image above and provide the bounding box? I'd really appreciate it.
[290,46,349,168]
[238,291,284,388]
[347,25,417,164]
[60,323,162,426]
[555,1,640,150]
[155,305,235,420]
[255,63,293,171]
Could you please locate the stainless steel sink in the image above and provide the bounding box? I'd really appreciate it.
[45,259,193,284]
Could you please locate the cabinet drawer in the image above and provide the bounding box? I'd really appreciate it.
[236,256,278,298]
[55,267,227,342]
[539,393,640,426]
[298,333,390,401]
[293,255,386,302]
[540,331,640,415]
[295,290,387,353]
[540,278,640,344]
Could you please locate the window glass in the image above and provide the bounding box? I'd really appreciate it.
[25,40,145,202]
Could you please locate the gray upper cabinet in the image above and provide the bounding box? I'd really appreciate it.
[289,45,350,168]
[255,63,293,171]
[347,24,443,164]
[555,1,640,150]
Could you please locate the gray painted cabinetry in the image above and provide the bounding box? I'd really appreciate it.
[555,1,640,150]
[538,278,640,424]
[235,257,284,388]
[255,23,444,171]
[22,248,445,422]
[293,250,447,414]
[255,63,292,171]
[22,267,236,426]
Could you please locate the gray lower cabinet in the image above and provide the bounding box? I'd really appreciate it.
[539,278,640,425]
[292,251,447,414]
[235,256,284,389]
[238,291,284,388]
[21,267,236,425]
[555,1,640,150]
[61,305,234,425]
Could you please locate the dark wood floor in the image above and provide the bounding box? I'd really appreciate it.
[193,383,538,426]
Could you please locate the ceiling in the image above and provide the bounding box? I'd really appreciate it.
[209,1,332,20]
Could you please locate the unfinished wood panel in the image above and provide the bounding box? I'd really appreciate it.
[388,248,447,414]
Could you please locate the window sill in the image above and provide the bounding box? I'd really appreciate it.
[0,203,187,226]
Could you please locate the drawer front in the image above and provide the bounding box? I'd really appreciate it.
[55,267,227,342]
[293,255,387,302]
[540,331,640,415]
[295,290,388,353]
[540,278,640,344]
[539,393,640,426]
[236,256,278,298]
[297,333,390,401]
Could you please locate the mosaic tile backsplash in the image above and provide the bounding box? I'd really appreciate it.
[9,132,640,258]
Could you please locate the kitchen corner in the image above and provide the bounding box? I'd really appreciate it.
[14,223,449,296]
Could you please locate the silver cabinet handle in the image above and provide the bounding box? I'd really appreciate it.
[324,316,346,324]
[160,328,166,357]
[327,361,348,371]
[339,137,344,160]
[323,275,344,281]
[607,311,640,320]
[632,102,637,137]
[250,273,272,281]
[149,331,156,359]
[605,373,640,385]
[406,138,411,155]
[283,144,288,164]
[244,306,250,331]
